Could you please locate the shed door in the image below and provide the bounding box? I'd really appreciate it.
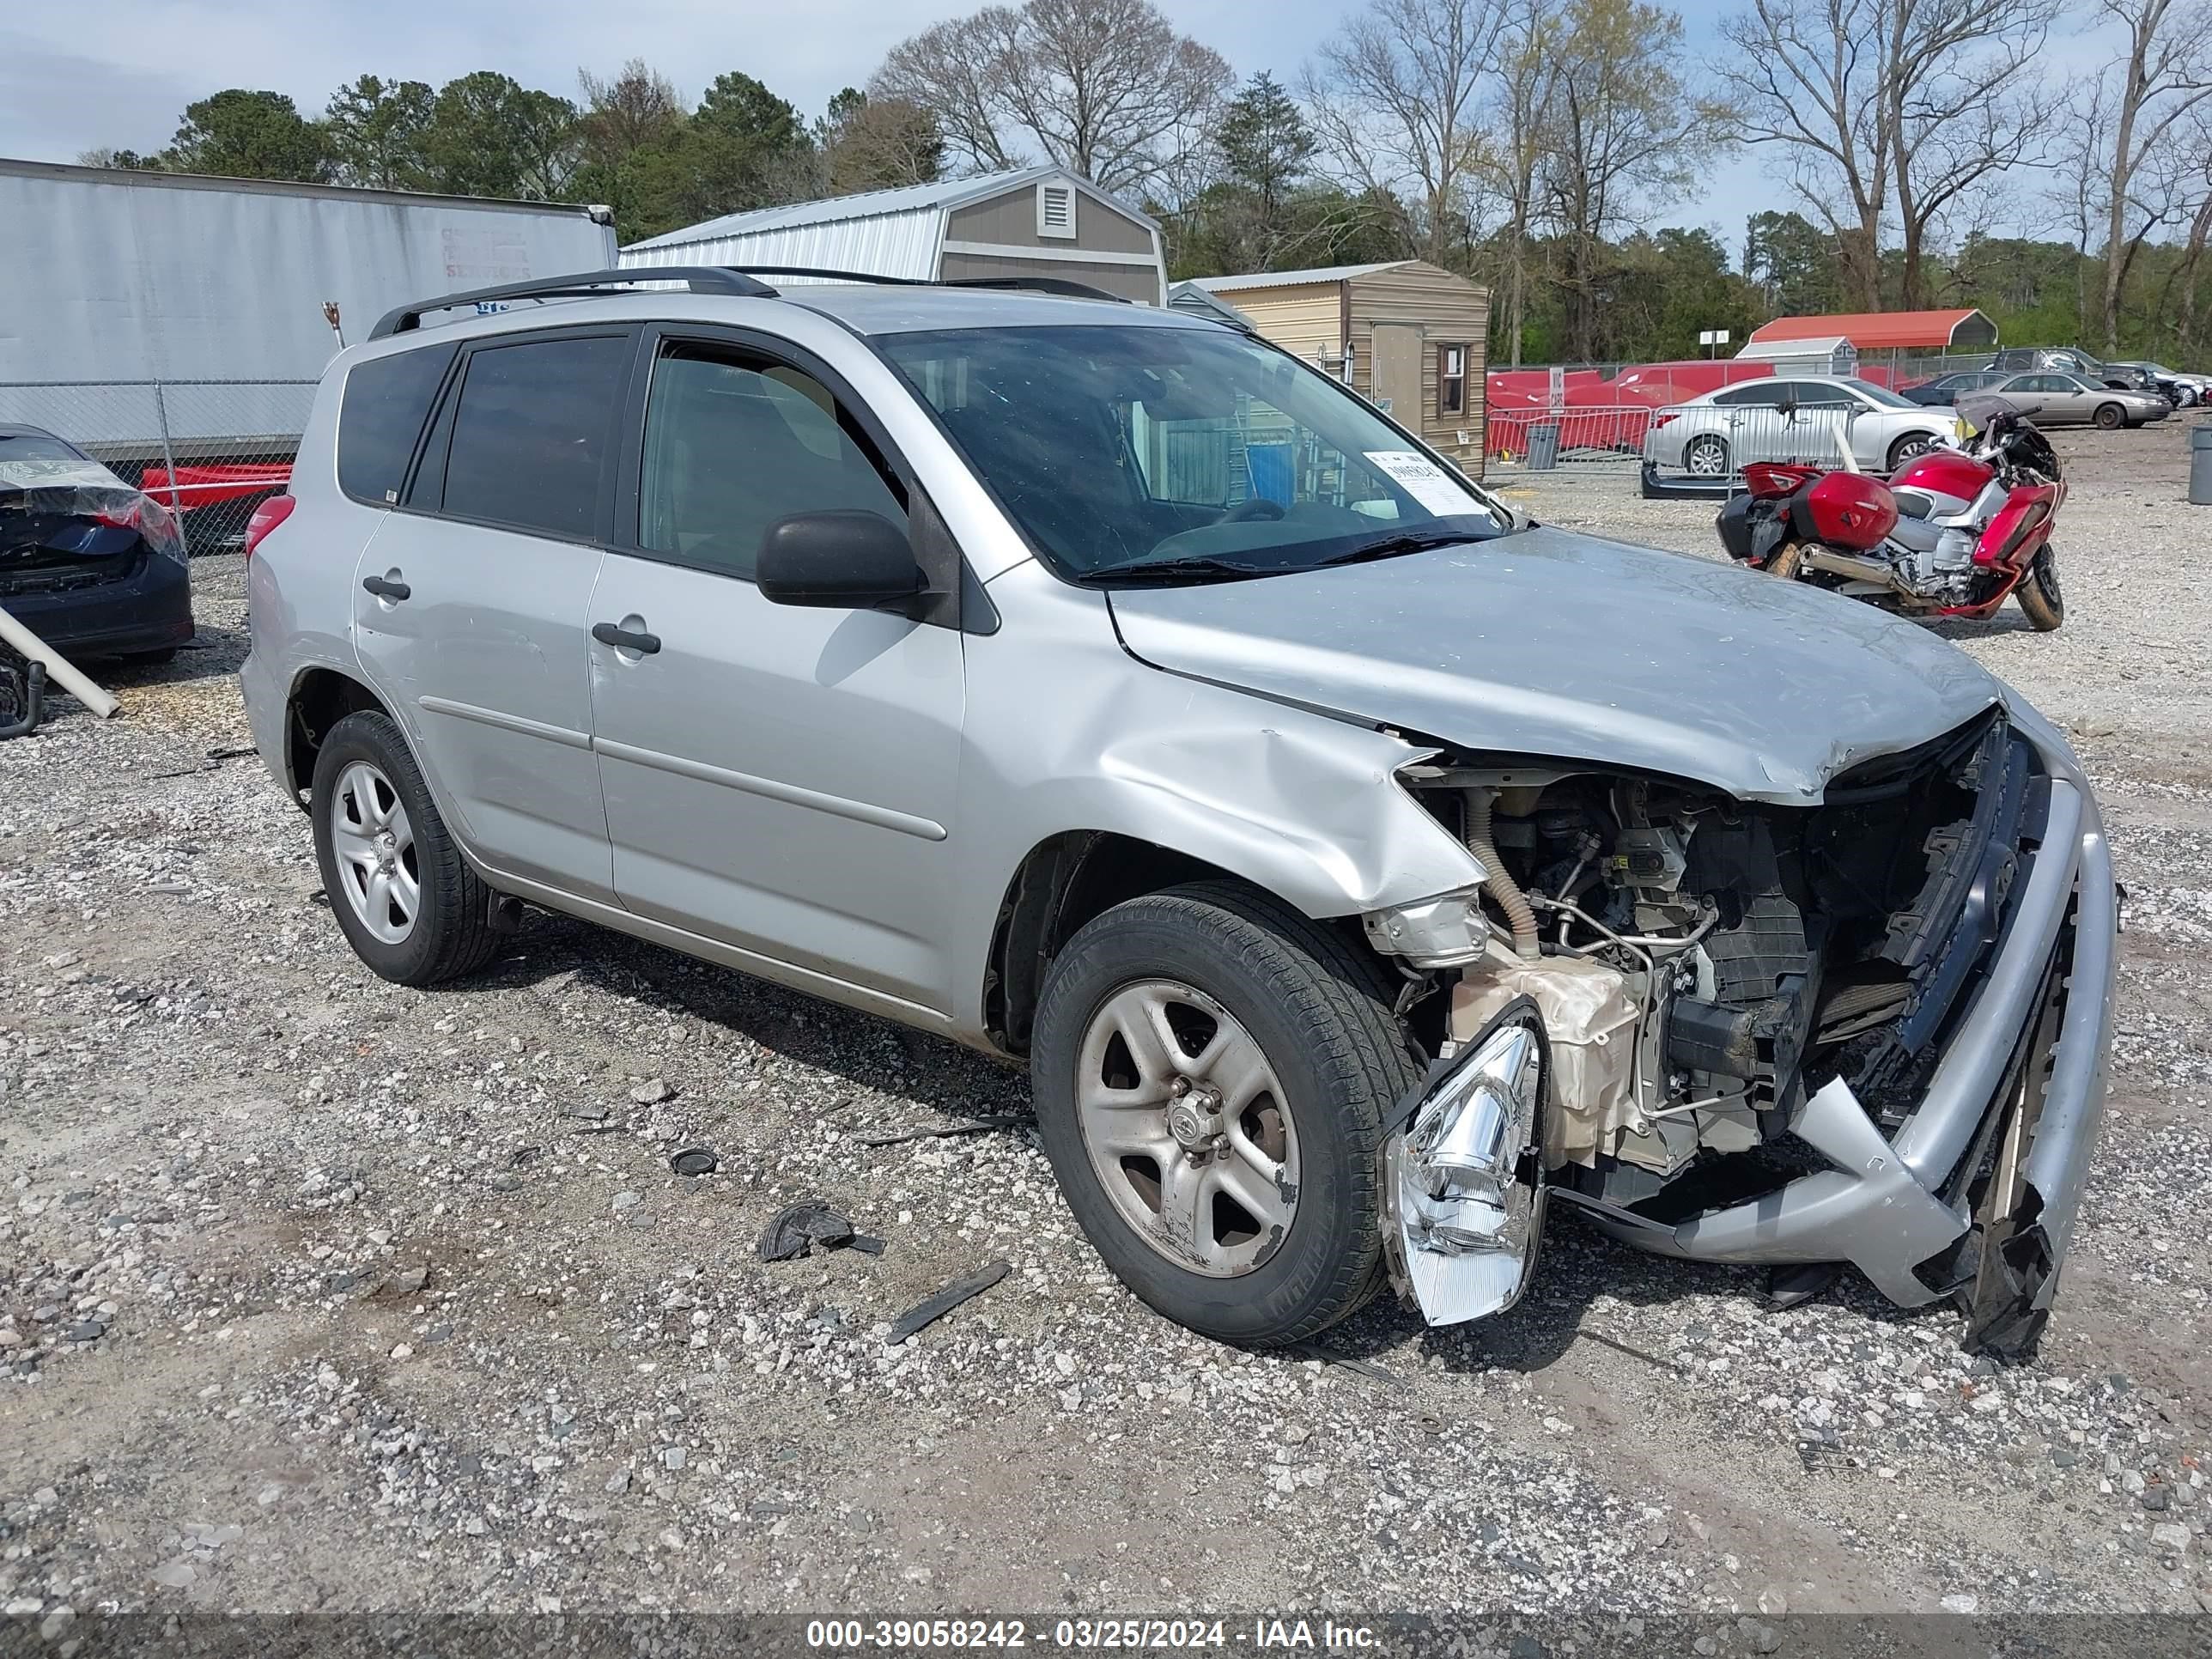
[1371,323,1424,422]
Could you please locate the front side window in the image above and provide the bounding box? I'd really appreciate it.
[338,344,454,506]
[636,343,904,581]
[439,334,629,539]
[875,324,1510,585]
[1437,344,1468,415]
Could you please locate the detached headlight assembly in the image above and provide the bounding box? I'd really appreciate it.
[1383,1004,1548,1326]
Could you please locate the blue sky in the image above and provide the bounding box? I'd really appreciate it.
[0,0,2102,260]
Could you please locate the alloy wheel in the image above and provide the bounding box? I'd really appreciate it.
[328,760,420,945]
[1073,979,1299,1277]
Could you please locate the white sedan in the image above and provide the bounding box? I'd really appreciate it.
[1645,375,1964,477]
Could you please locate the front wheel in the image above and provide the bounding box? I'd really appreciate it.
[2092,402,2124,430]
[310,710,504,986]
[2016,543,2064,631]
[1030,882,1420,1346]
[1887,433,1936,470]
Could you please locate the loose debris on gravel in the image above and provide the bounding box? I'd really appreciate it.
[2,419,2209,1621]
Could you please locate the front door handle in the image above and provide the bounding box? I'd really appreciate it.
[362,573,410,602]
[592,621,661,655]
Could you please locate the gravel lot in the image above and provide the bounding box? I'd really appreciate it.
[3,416,2210,1630]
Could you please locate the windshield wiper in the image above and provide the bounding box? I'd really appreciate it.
[1305,529,1491,568]
[1078,526,1504,587]
[1074,554,1284,586]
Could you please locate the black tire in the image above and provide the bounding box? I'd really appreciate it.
[1684,434,1729,477]
[2016,543,2064,631]
[310,709,503,987]
[2092,402,2124,430]
[1887,433,1936,471]
[1030,881,1420,1346]
[114,647,179,665]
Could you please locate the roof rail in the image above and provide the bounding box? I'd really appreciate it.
[939,276,1132,304]
[365,262,1137,343]
[722,266,1132,305]
[368,267,775,340]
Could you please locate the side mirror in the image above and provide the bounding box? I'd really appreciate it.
[757,510,927,610]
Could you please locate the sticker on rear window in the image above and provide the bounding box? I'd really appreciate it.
[1363,450,1477,515]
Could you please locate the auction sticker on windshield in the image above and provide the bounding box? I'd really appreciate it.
[1363,450,1479,515]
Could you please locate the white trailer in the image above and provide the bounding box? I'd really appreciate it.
[3,160,616,535]
[3,158,617,384]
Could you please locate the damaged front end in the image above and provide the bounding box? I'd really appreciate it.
[1366,708,2115,1358]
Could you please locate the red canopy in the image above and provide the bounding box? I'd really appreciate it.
[1745,310,1996,352]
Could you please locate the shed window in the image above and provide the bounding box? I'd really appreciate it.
[1437,345,1468,415]
[1036,183,1077,240]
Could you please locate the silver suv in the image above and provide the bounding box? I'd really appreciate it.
[241,268,2115,1358]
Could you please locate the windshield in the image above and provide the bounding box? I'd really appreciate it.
[875,323,1512,583]
[1844,379,1915,409]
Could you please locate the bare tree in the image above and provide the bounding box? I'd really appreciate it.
[577,59,684,171]
[871,0,1229,194]
[2046,80,2117,340]
[1718,0,1891,308]
[2085,0,2212,349]
[1480,0,1562,364]
[819,91,946,193]
[872,13,1020,175]
[1881,0,2060,307]
[999,0,1230,191]
[2174,108,2212,356]
[1301,0,1508,265]
[1541,0,1716,357]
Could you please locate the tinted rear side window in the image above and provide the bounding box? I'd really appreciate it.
[337,346,454,505]
[440,334,630,540]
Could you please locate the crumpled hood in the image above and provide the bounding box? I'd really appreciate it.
[1107,526,2002,804]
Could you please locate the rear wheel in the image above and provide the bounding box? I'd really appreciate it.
[2092,402,2124,430]
[1030,881,1419,1346]
[1765,542,1806,580]
[1684,434,1730,477]
[310,710,503,986]
[2016,543,2064,631]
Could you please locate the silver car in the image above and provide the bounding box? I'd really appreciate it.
[1987,372,2169,428]
[1647,375,1961,477]
[241,269,2116,1359]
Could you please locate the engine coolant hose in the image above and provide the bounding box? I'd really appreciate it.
[1465,788,1540,959]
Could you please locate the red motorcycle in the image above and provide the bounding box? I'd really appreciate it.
[1716,396,2066,631]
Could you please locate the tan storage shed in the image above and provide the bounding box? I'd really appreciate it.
[1187,261,1489,476]
[619,166,1166,305]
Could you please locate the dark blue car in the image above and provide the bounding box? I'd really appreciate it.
[0,423,193,663]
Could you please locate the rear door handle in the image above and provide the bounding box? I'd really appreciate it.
[362,573,410,601]
[592,621,661,655]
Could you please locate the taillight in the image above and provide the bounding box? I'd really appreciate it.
[244,494,295,559]
[1652,411,1677,428]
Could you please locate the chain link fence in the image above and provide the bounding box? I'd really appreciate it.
[0,380,317,554]
[1486,405,1655,466]
[1640,403,1865,492]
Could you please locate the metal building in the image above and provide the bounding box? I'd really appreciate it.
[617,167,1167,305]
[1188,261,1490,476]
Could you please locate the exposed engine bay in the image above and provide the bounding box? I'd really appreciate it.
[1365,708,2042,1321]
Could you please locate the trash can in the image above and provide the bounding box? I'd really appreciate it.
[1528,422,1561,471]
[2192,423,2212,505]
